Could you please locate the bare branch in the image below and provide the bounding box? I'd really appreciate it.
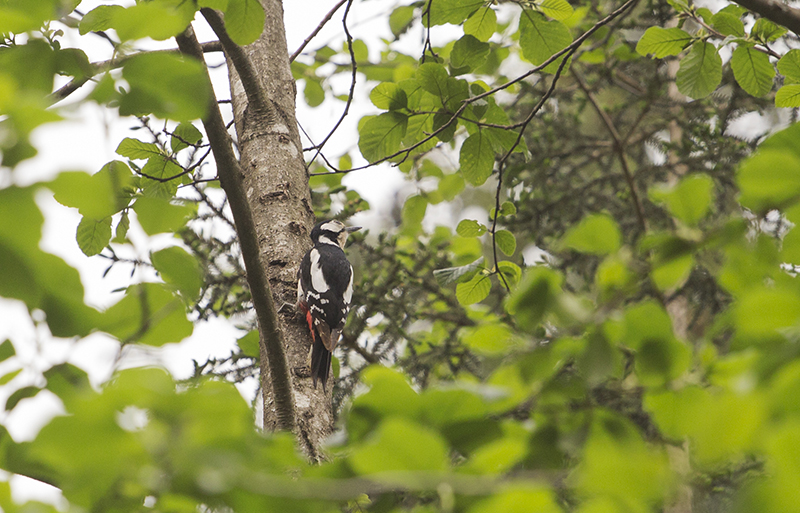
[309,0,640,176]
[201,8,278,125]
[289,0,349,63]
[48,42,223,105]
[573,69,648,234]
[175,25,296,431]
[307,0,357,168]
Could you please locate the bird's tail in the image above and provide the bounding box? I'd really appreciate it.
[310,337,332,391]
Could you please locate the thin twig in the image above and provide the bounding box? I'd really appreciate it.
[491,44,579,292]
[201,8,277,124]
[48,42,223,105]
[573,68,648,234]
[307,0,357,168]
[308,0,640,176]
[289,0,349,63]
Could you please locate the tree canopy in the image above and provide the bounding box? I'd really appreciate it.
[1,0,800,511]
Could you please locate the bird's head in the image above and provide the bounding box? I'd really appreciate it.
[310,219,361,249]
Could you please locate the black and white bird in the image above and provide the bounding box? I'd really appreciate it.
[297,219,360,390]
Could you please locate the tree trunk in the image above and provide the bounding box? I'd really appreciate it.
[226,0,333,460]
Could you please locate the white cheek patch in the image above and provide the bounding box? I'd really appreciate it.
[319,221,342,232]
[343,266,354,304]
[309,249,329,292]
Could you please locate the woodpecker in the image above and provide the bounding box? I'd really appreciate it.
[297,219,360,390]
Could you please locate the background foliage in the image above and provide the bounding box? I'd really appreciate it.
[2,0,800,511]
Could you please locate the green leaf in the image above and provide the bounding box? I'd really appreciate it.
[349,418,449,473]
[236,330,260,358]
[562,213,621,255]
[500,201,517,215]
[776,85,800,108]
[171,123,203,153]
[110,1,195,41]
[389,5,415,37]
[427,0,483,26]
[224,0,266,45]
[199,0,228,8]
[731,45,775,97]
[497,261,522,288]
[635,27,692,58]
[416,63,449,99]
[635,337,692,386]
[438,173,465,201]
[778,49,800,81]
[49,162,134,220]
[737,149,800,212]
[56,48,93,79]
[675,42,722,99]
[99,282,193,346]
[117,138,162,160]
[456,273,491,305]
[79,5,123,35]
[751,18,787,42]
[469,487,561,513]
[652,252,693,291]
[120,53,210,121]
[460,132,495,186]
[450,35,490,73]
[649,174,714,225]
[358,112,408,162]
[132,197,195,235]
[464,8,496,42]
[518,11,572,70]
[369,83,408,111]
[433,257,484,286]
[506,267,563,331]
[44,363,91,406]
[575,412,671,504]
[710,12,745,37]
[645,388,765,464]
[735,287,800,338]
[495,229,516,256]
[76,216,112,257]
[5,386,39,411]
[457,219,487,237]
[151,246,203,302]
[0,0,69,33]
[538,0,574,21]
[401,195,428,233]
[303,78,324,107]
[0,340,15,363]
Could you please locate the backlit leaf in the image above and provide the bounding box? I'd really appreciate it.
[76,216,112,257]
[456,273,491,305]
[676,42,722,99]
[562,214,621,255]
[460,132,495,186]
[358,112,408,162]
[731,45,774,97]
[464,8,496,42]
[635,27,692,58]
[519,11,572,70]
[539,0,573,21]
[495,229,516,256]
[224,0,266,45]
[457,219,487,237]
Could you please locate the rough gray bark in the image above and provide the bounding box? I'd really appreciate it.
[224,0,334,460]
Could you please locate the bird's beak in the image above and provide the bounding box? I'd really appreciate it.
[346,226,362,233]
